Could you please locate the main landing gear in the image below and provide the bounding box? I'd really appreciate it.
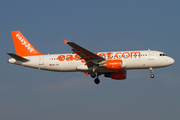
[90,72,100,84]
[94,78,100,84]
[90,72,96,78]
[150,67,154,78]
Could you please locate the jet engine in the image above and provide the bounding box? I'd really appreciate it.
[104,70,127,80]
[99,60,126,70]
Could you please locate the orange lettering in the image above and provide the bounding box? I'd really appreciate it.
[122,52,130,59]
[81,59,86,63]
[58,52,141,62]
[74,55,80,61]
[106,52,113,59]
[66,55,73,61]
[115,52,122,59]
[99,53,106,58]
[130,52,141,58]
[58,55,65,61]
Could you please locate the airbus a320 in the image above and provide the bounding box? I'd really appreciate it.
[7,31,175,84]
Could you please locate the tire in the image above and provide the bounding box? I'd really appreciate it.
[90,72,96,78]
[94,78,100,84]
[150,74,154,78]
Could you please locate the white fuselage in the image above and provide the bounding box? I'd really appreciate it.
[8,50,175,73]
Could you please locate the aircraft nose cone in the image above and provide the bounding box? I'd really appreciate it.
[169,57,175,65]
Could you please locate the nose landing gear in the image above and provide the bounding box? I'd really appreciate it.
[150,67,154,78]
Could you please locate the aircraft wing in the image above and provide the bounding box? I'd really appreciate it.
[63,40,105,64]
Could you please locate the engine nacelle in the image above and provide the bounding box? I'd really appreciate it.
[104,70,127,80]
[99,60,126,70]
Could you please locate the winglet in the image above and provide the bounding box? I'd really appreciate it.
[63,39,69,44]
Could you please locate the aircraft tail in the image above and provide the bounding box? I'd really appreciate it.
[11,31,43,57]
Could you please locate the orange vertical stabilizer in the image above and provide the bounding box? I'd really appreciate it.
[11,31,43,57]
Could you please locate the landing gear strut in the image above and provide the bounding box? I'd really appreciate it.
[150,67,154,78]
[91,73,101,84]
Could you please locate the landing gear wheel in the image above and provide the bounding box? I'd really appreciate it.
[94,78,100,84]
[149,67,154,78]
[150,74,154,78]
[90,72,96,78]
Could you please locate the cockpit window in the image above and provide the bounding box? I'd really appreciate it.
[160,53,166,56]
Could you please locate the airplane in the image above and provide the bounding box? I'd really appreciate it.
[7,31,175,84]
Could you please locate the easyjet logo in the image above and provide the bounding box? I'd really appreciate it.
[16,34,34,52]
[57,52,141,62]
[99,52,141,59]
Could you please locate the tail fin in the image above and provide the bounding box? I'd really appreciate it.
[11,31,43,57]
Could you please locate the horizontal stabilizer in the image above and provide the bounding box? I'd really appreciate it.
[7,53,29,62]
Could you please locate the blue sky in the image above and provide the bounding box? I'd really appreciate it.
[1,0,180,120]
